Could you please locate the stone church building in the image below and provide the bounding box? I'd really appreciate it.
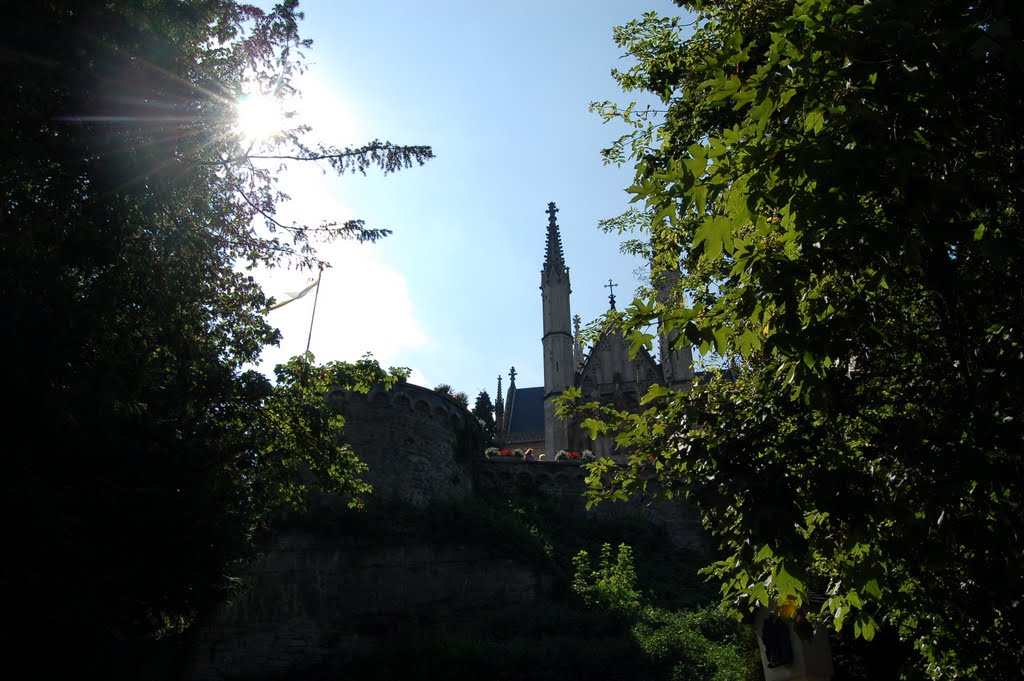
[494,202,694,460]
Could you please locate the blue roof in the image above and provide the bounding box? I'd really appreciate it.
[506,386,544,433]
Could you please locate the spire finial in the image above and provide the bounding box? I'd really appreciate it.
[604,278,618,309]
[573,313,582,339]
[509,366,517,386]
[543,202,565,271]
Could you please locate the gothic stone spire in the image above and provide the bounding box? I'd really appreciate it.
[543,202,566,273]
[495,374,505,435]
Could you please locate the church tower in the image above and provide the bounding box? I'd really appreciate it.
[541,202,573,455]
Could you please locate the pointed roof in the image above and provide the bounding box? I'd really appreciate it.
[505,386,545,434]
[543,202,566,272]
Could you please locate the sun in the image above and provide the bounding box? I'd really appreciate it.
[235,91,287,143]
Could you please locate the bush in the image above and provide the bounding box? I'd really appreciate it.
[572,543,642,618]
[571,544,759,680]
[630,606,761,681]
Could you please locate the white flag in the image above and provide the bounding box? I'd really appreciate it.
[266,276,320,312]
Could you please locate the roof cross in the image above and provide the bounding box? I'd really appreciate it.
[604,278,618,308]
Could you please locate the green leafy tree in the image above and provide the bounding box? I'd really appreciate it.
[254,353,408,510]
[580,1,1024,678]
[472,390,498,444]
[434,383,470,408]
[1,0,429,671]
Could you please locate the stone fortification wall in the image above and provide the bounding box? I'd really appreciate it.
[184,384,707,679]
[475,459,708,553]
[328,381,478,508]
[188,530,552,680]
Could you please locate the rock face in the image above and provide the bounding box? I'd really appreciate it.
[189,531,553,680]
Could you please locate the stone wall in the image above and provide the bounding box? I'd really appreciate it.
[328,381,477,508]
[184,383,708,679]
[475,459,708,553]
[188,530,553,680]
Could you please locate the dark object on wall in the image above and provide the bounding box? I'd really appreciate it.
[762,616,794,668]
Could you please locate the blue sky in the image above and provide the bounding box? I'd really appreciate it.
[253,0,686,398]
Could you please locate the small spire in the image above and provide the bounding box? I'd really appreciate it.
[495,374,505,432]
[604,278,618,309]
[573,314,584,369]
[509,366,517,387]
[543,202,565,272]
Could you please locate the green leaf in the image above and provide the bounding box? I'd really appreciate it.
[640,384,671,405]
[751,582,770,607]
[695,215,732,259]
[772,563,802,602]
[684,155,708,178]
[581,418,607,440]
[854,612,877,641]
[804,109,826,134]
[834,604,849,631]
[693,184,708,216]
[627,329,655,357]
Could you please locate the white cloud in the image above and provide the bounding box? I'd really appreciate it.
[252,238,428,379]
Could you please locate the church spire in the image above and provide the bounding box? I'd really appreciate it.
[494,374,504,436]
[573,313,584,369]
[543,202,566,273]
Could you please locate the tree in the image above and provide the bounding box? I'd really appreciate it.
[1,0,429,670]
[581,1,1024,678]
[253,353,408,509]
[472,390,498,444]
[434,383,470,408]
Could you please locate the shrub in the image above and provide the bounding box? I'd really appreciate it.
[572,543,642,618]
[630,606,761,681]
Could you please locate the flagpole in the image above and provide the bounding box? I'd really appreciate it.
[305,265,323,355]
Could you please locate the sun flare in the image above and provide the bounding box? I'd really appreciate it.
[235,91,287,143]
